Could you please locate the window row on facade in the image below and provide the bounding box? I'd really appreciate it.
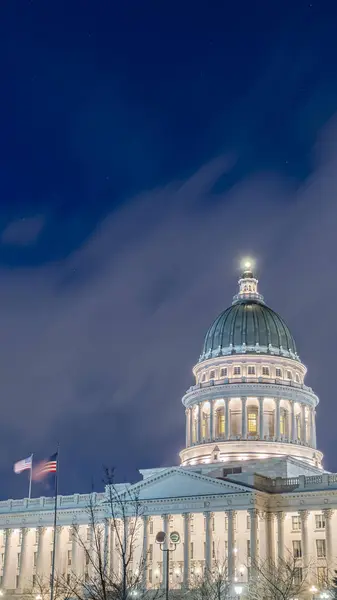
[196,364,302,385]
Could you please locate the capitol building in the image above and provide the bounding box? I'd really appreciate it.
[1,263,337,597]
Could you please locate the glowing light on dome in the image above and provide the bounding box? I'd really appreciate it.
[241,257,255,271]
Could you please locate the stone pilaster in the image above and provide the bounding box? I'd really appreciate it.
[142,516,148,588]
[2,529,12,589]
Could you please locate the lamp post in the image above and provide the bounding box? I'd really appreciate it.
[156,530,180,600]
[310,586,318,600]
[234,584,243,600]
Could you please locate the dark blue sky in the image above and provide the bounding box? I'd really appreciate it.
[1,0,337,497]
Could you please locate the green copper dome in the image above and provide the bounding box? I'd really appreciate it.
[200,267,298,362]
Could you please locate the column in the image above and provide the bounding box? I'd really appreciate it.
[301,404,306,444]
[300,511,309,570]
[249,510,258,576]
[312,409,317,448]
[324,509,333,565]
[18,528,29,591]
[265,513,275,564]
[225,399,230,440]
[227,510,236,582]
[185,409,189,447]
[275,398,281,440]
[104,520,110,575]
[55,526,63,574]
[197,405,202,442]
[204,512,212,571]
[37,527,46,577]
[241,397,247,438]
[142,516,148,588]
[71,525,79,578]
[259,397,264,440]
[291,401,296,442]
[162,514,169,588]
[2,529,12,589]
[277,512,284,562]
[183,514,191,588]
[210,401,215,440]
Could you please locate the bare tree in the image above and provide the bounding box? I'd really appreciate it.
[62,468,161,600]
[247,555,309,600]
[25,573,71,600]
[188,559,231,600]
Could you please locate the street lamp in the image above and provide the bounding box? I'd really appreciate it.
[234,585,243,600]
[155,530,180,600]
[310,586,318,599]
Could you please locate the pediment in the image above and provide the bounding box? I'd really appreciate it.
[130,467,250,501]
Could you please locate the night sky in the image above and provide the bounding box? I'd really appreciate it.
[1,0,337,498]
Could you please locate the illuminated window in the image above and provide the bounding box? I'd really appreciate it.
[292,516,300,531]
[247,366,255,375]
[262,366,270,376]
[220,367,227,378]
[276,368,282,377]
[192,412,198,443]
[317,567,327,585]
[233,366,241,375]
[209,370,215,380]
[248,409,258,434]
[287,370,292,380]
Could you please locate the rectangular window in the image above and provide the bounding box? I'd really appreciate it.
[149,521,153,535]
[67,574,71,585]
[246,515,251,529]
[316,539,326,558]
[32,574,36,587]
[220,368,227,378]
[33,552,37,568]
[315,514,325,529]
[68,550,72,566]
[292,516,300,531]
[149,569,153,584]
[262,366,270,376]
[86,527,91,542]
[16,575,19,589]
[225,541,228,557]
[225,517,228,531]
[19,530,22,545]
[68,528,73,542]
[149,544,153,561]
[233,366,241,376]
[85,552,90,566]
[212,540,215,559]
[276,368,282,377]
[190,542,194,560]
[248,411,257,434]
[35,530,39,545]
[287,370,292,380]
[17,553,21,569]
[292,540,302,558]
[294,568,303,585]
[209,370,215,380]
[247,366,255,375]
[317,567,327,585]
[190,518,194,533]
[247,539,251,558]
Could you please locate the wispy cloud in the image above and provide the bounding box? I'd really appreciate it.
[1,216,45,246]
[3,117,337,497]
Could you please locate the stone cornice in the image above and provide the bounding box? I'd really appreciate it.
[182,381,318,408]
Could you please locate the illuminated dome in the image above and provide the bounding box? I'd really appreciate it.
[200,266,298,362]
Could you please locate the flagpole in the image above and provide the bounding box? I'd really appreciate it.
[28,454,33,499]
[50,446,59,600]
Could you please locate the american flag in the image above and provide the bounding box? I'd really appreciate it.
[32,453,58,481]
[14,455,33,474]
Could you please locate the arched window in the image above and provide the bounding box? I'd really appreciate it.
[201,373,206,382]
[248,408,258,435]
[216,407,225,437]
